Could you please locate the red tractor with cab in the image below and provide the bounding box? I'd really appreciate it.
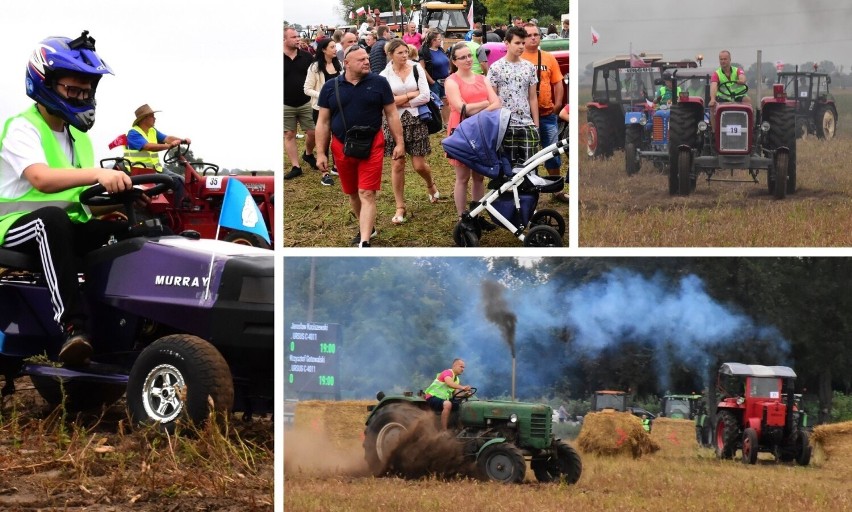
[713,362,811,465]
[104,143,274,248]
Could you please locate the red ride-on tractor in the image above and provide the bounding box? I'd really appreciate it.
[713,363,811,465]
[107,143,274,248]
[667,72,796,199]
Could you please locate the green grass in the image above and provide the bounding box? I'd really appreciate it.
[284,133,569,247]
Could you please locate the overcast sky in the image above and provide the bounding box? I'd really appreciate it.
[578,0,852,72]
[0,1,281,171]
[286,0,348,27]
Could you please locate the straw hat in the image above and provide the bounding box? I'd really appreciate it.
[133,104,161,125]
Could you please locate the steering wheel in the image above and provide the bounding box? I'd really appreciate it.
[453,387,477,401]
[80,173,175,207]
[98,157,138,175]
[718,81,749,102]
[163,140,191,164]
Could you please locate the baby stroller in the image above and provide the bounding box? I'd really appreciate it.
[442,108,568,247]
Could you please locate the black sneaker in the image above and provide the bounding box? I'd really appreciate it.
[477,216,498,232]
[350,227,378,246]
[284,166,303,180]
[359,241,371,248]
[320,173,334,186]
[303,152,318,170]
[59,327,92,366]
[329,167,339,176]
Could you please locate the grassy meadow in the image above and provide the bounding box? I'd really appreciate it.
[284,408,852,512]
[578,87,852,247]
[283,132,569,248]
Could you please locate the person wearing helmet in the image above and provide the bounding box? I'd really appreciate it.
[0,31,135,366]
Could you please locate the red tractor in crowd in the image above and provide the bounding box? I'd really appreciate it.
[713,362,811,465]
[104,143,274,248]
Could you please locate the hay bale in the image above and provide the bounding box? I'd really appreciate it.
[577,411,660,458]
[649,417,700,456]
[293,400,372,449]
[811,420,852,470]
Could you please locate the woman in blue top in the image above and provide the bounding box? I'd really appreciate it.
[418,30,451,124]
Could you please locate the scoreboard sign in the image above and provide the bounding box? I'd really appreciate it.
[286,322,340,397]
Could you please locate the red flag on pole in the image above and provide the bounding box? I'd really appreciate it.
[108,133,127,150]
[591,26,600,44]
[630,53,649,67]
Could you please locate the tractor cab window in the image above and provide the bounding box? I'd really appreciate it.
[815,76,829,99]
[748,377,781,398]
[617,67,658,103]
[664,399,690,417]
[593,68,619,103]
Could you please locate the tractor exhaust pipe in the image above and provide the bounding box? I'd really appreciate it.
[784,378,795,439]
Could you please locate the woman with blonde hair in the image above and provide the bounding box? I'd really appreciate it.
[303,38,341,185]
[380,38,440,224]
[444,42,501,226]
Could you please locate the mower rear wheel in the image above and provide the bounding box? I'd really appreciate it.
[795,429,812,466]
[523,225,562,247]
[741,427,759,464]
[478,443,526,483]
[531,440,583,484]
[715,410,739,460]
[223,230,271,249]
[530,209,566,237]
[126,334,234,434]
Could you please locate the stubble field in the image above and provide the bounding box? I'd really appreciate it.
[578,89,852,247]
[284,403,852,512]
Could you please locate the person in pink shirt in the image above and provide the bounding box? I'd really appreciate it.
[402,22,423,50]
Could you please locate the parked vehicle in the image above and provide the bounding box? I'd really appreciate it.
[776,69,838,140]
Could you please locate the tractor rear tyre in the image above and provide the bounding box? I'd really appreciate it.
[587,109,614,158]
[677,148,694,196]
[715,410,739,460]
[478,443,527,483]
[625,126,642,175]
[794,429,812,466]
[531,440,583,484]
[741,427,759,464]
[815,106,837,140]
[764,104,797,195]
[363,402,423,476]
[668,103,701,195]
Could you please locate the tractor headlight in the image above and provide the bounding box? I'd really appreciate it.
[736,397,745,405]
[509,414,518,427]
[761,121,771,133]
[698,121,708,132]
[639,116,647,126]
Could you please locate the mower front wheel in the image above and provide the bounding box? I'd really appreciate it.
[126,334,234,434]
[477,443,526,483]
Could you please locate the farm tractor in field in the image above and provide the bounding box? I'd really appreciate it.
[776,69,838,140]
[103,142,274,248]
[713,363,811,465]
[585,54,695,173]
[363,388,582,484]
[659,393,712,447]
[0,175,274,433]
[667,68,797,199]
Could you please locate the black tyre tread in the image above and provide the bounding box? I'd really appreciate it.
[668,103,701,195]
[625,126,642,175]
[815,106,836,140]
[363,402,421,476]
[715,410,739,460]
[764,104,797,194]
[742,427,758,464]
[588,109,614,158]
[795,430,812,466]
[127,334,234,432]
[677,148,692,196]
[478,443,527,483]
[532,440,582,484]
[223,230,271,249]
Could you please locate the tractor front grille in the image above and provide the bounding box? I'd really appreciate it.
[652,116,667,143]
[529,413,550,439]
[720,111,749,151]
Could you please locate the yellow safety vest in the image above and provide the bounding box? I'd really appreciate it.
[424,370,459,400]
[0,106,93,244]
[715,66,747,102]
[124,126,162,171]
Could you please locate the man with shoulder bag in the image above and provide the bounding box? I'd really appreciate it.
[315,46,405,247]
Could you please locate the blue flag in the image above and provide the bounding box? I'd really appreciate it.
[218,178,271,244]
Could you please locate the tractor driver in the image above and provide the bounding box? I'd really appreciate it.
[124,104,191,206]
[423,358,470,430]
[0,32,142,366]
[709,50,751,108]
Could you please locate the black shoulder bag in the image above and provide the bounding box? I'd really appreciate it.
[413,66,443,135]
[333,77,377,159]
